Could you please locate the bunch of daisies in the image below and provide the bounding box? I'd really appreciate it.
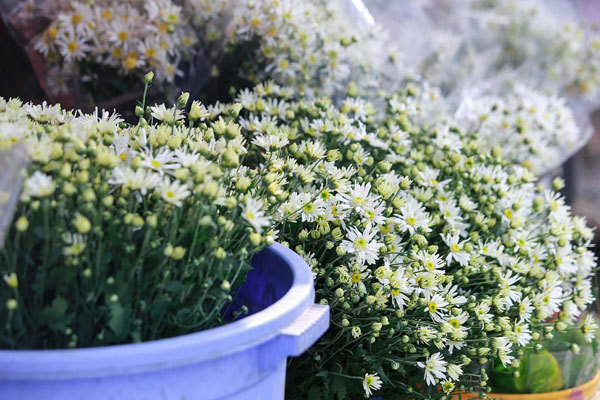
[29,0,196,99]
[0,75,308,349]
[173,0,389,101]
[222,82,597,399]
[455,84,584,175]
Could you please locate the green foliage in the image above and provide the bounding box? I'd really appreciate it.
[0,85,286,349]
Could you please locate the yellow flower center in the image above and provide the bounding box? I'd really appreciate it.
[406,216,417,226]
[71,13,83,25]
[145,48,157,59]
[351,273,362,283]
[355,238,367,249]
[450,243,460,253]
[48,27,58,39]
[151,160,162,168]
[101,10,112,20]
[119,153,127,161]
[555,257,563,265]
[67,41,78,53]
[123,56,137,70]
[449,318,460,328]
[117,31,129,42]
[250,18,261,27]
[353,196,365,206]
[428,302,438,313]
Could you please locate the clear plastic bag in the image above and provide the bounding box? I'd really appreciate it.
[0,143,29,248]
[489,314,600,394]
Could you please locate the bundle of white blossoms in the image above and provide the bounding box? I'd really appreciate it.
[31,0,196,95]
[0,80,294,349]
[183,0,388,99]
[456,84,584,175]
[224,82,598,399]
[467,0,600,102]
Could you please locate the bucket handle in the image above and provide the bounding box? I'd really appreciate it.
[279,304,330,357]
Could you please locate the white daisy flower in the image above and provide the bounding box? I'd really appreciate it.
[341,223,384,265]
[362,373,382,397]
[242,197,270,232]
[23,171,56,198]
[582,314,598,343]
[158,179,190,207]
[417,352,447,386]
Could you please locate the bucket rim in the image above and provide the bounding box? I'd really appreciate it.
[0,242,315,380]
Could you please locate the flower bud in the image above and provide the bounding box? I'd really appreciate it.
[215,247,226,259]
[249,233,262,247]
[15,216,29,232]
[73,214,91,234]
[144,71,154,84]
[172,246,186,260]
[552,177,565,191]
[220,280,231,292]
[3,273,18,288]
[6,299,17,310]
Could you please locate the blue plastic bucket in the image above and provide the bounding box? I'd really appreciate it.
[0,243,329,399]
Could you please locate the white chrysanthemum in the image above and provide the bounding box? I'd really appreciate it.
[23,171,56,198]
[150,105,184,123]
[582,314,599,343]
[362,373,382,397]
[417,352,447,386]
[242,197,270,232]
[341,223,384,265]
[159,179,190,207]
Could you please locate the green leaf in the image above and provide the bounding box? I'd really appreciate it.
[330,375,347,400]
[306,385,322,400]
[165,280,184,293]
[524,350,564,393]
[39,297,72,331]
[108,302,130,341]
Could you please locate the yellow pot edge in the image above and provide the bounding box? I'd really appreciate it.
[453,370,600,400]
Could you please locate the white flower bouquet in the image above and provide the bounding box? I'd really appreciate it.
[222,83,598,399]
[1,0,196,109]
[0,76,302,348]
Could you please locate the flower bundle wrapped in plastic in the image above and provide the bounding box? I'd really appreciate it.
[367,0,600,105]
[221,83,597,399]
[456,84,586,175]
[2,0,196,106]
[183,0,390,102]
[0,77,302,349]
[467,0,600,103]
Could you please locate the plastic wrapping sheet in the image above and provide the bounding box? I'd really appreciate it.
[0,144,29,249]
[0,0,194,114]
[489,315,600,394]
[454,77,594,176]
[365,0,597,176]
